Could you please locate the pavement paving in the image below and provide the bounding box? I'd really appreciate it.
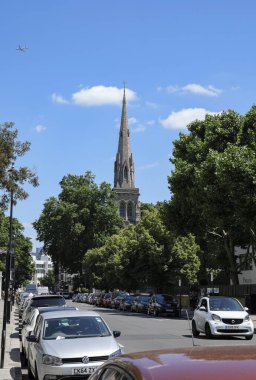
[0,299,22,380]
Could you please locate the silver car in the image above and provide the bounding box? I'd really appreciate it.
[26,310,122,379]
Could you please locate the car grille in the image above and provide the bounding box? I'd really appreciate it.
[217,329,248,333]
[222,318,243,325]
[62,356,109,364]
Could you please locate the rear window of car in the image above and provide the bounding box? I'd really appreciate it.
[158,295,175,303]
[30,297,66,307]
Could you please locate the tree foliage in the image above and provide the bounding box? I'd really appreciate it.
[0,214,35,287]
[0,122,39,209]
[166,106,256,284]
[84,206,200,291]
[33,172,124,274]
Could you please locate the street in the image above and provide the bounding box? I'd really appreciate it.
[21,301,256,379]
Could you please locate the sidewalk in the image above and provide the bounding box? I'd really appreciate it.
[0,299,22,380]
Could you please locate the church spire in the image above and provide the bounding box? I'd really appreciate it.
[113,84,140,224]
[114,85,135,188]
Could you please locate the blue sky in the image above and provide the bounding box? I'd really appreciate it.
[1,1,256,250]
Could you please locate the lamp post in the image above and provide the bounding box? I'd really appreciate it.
[0,184,14,368]
[178,278,182,317]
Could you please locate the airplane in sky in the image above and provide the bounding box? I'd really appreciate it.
[16,45,28,52]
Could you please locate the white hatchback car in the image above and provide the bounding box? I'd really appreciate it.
[26,310,122,380]
[192,296,254,340]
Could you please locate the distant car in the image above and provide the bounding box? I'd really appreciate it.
[26,309,122,380]
[21,295,67,325]
[21,306,78,362]
[89,346,256,380]
[192,296,254,340]
[131,294,150,313]
[147,294,179,317]
[119,295,136,311]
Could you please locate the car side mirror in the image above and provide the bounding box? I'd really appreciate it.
[199,306,207,311]
[244,307,249,312]
[113,330,121,338]
[26,334,38,343]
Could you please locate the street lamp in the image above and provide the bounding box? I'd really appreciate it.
[0,181,14,368]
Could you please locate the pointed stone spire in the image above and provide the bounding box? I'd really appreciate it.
[114,85,135,188]
[113,84,140,224]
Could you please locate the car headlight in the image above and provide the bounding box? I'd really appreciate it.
[109,348,122,358]
[244,314,251,322]
[42,354,63,366]
[211,314,221,321]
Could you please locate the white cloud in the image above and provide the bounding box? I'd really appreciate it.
[35,124,47,133]
[51,93,69,104]
[72,85,138,106]
[138,162,159,170]
[160,108,218,130]
[182,84,222,96]
[131,124,146,133]
[128,117,138,125]
[146,120,155,125]
[159,83,222,97]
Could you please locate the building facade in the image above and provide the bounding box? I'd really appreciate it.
[31,248,53,285]
[113,87,140,223]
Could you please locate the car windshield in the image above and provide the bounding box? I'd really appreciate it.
[43,316,111,340]
[209,297,244,311]
[141,296,150,301]
[30,297,66,307]
[157,295,175,303]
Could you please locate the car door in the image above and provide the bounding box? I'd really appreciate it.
[28,314,43,374]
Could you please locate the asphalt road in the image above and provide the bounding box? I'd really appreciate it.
[21,300,256,378]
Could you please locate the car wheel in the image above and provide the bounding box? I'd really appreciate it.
[205,323,212,339]
[27,359,33,379]
[245,334,253,340]
[192,320,200,337]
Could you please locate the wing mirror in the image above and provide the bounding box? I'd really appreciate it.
[26,334,38,342]
[113,330,121,338]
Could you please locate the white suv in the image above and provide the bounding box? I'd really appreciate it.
[192,296,254,340]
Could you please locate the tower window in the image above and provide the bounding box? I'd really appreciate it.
[127,202,133,220]
[120,202,125,218]
[124,166,128,181]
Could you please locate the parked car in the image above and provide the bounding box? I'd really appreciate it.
[111,293,128,309]
[192,296,254,340]
[21,295,67,325]
[131,294,150,313]
[119,295,136,311]
[89,345,256,380]
[21,306,78,362]
[26,310,122,380]
[102,293,112,308]
[147,294,179,317]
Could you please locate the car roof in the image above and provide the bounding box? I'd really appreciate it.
[99,346,256,380]
[31,295,65,299]
[38,310,101,319]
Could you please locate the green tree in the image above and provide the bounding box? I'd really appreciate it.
[0,122,38,209]
[0,214,35,288]
[167,107,256,284]
[84,206,200,291]
[40,270,55,291]
[33,172,124,274]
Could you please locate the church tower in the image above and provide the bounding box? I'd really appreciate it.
[113,86,140,223]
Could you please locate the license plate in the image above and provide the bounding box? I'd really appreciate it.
[225,325,239,329]
[73,367,96,375]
